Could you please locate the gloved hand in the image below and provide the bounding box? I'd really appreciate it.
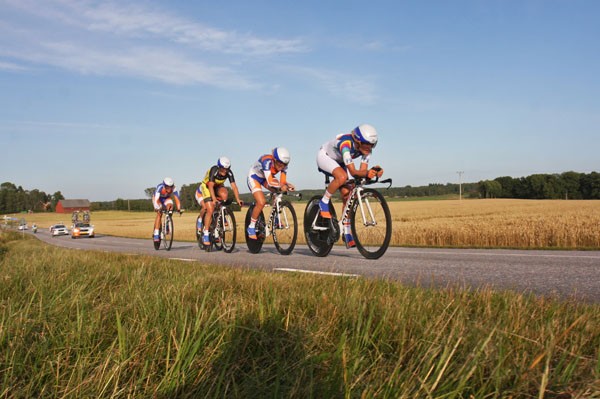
[373,165,384,178]
[368,168,378,179]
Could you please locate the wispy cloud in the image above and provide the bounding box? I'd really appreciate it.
[0,60,28,72]
[285,66,378,105]
[0,0,307,89]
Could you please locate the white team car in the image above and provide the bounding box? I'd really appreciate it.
[51,224,69,236]
[18,224,28,230]
[72,222,95,238]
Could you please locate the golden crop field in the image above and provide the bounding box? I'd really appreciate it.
[12,198,600,249]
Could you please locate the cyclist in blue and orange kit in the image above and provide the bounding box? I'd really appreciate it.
[246,147,295,239]
[152,177,182,242]
[316,124,383,247]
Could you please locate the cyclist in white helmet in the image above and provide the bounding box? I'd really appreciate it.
[152,177,182,242]
[316,124,384,247]
[246,147,296,240]
[195,157,245,247]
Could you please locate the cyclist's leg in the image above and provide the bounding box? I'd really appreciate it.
[164,198,174,212]
[202,198,215,245]
[153,196,164,241]
[316,149,347,218]
[246,177,266,239]
[216,185,228,201]
[195,186,205,231]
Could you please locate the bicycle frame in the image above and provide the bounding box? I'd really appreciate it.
[310,176,391,237]
[212,200,235,238]
[264,192,297,237]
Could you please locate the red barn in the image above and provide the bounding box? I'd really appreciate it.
[56,199,91,213]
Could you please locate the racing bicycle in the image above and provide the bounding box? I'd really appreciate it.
[304,171,392,259]
[154,208,175,251]
[244,190,301,255]
[196,199,237,253]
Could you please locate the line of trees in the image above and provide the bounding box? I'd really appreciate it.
[479,171,600,199]
[0,182,64,214]
[3,172,599,214]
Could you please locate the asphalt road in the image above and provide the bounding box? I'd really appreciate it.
[31,229,600,303]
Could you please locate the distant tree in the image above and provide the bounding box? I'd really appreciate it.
[494,176,515,198]
[581,172,600,199]
[560,171,582,199]
[144,187,155,199]
[479,180,502,198]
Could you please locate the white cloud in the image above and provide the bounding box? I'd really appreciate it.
[0,60,28,71]
[285,66,378,105]
[0,0,307,89]
[4,0,307,56]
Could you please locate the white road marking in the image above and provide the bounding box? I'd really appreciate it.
[274,268,360,277]
[169,258,197,262]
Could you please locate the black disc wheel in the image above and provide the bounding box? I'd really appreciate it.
[272,201,298,255]
[350,189,391,259]
[303,196,337,257]
[245,204,265,254]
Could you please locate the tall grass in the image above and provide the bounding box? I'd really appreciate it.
[1,233,598,397]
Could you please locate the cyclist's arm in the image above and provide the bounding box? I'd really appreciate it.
[229,183,244,205]
[173,191,182,211]
[207,180,217,201]
[346,162,370,178]
[264,169,280,189]
[280,172,295,191]
[152,192,161,211]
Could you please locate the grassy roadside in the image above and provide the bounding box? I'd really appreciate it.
[1,232,598,398]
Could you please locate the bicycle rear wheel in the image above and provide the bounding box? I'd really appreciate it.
[220,208,237,253]
[245,204,265,254]
[163,214,174,251]
[350,189,391,259]
[303,196,337,257]
[273,201,297,255]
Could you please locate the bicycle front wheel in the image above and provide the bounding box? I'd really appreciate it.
[220,208,237,253]
[350,189,391,259]
[163,214,174,251]
[272,201,297,255]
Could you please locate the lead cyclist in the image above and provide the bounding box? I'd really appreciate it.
[316,124,384,247]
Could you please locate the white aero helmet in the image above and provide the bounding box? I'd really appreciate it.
[163,177,174,187]
[352,124,378,147]
[217,156,231,169]
[272,147,291,165]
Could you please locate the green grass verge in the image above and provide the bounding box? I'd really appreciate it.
[1,233,599,398]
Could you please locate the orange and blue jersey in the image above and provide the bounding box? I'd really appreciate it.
[249,154,287,188]
[153,183,181,209]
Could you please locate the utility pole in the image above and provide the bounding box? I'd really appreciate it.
[457,171,464,201]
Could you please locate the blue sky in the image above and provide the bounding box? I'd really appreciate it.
[1,0,599,201]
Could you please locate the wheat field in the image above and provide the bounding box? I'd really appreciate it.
[13,198,600,249]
